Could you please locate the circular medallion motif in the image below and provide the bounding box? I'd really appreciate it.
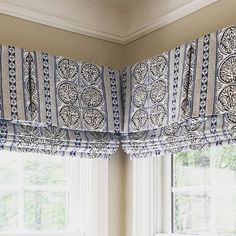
[188,133,205,150]
[81,87,103,107]
[43,127,66,148]
[164,137,183,154]
[59,106,80,128]
[58,82,78,104]
[57,59,78,81]
[18,124,39,136]
[218,85,236,112]
[131,109,148,131]
[150,55,167,78]
[185,118,201,131]
[81,64,101,85]
[226,113,236,123]
[133,86,148,107]
[87,132,110,142]
[220,26,236,54]
[230,125,236,143]
[128,131,147,141]
[43,126,65,139]
[133,62,148,84]
[164,123,180,136]
[150,80,167,103]
[219,56,236,83]
[83,108,105,130]
[150,105,166,128]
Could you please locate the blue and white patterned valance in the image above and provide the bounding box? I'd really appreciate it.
[0,45,122,159]
[121,25,236,159]
[1,25,236,159]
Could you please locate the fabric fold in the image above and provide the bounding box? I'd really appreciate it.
[121,25,236,158]
[1,25,236,160]
[0,45,122,159]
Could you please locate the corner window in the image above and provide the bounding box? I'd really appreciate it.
[172,146,236,235]
[0,150,80,234]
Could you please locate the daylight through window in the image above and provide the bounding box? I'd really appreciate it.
[0,151,71,232]
[172,145,236,235]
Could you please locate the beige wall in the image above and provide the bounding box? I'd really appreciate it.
[0,12,126,236]
[0,13,124,68]
[123,1,236,236]
[1,0,236,69]
[124,0,236,66]
[109,148,127,236]
[1,1,236,236]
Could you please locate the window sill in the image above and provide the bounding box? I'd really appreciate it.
[0,232,83,236]
[156,234,216,236]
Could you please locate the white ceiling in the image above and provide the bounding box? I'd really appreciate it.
[88,0,145,10]
[91,0,194,11]
[0,0,218,44]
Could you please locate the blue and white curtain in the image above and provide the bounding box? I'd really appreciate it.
[1,25,236,159]
[0,45,122,159]
[121,25,236,159]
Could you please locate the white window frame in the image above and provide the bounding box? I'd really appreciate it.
[129,155,173,236]
[158,148,236,236]
[0,151,109,236]
[131,148,236,236]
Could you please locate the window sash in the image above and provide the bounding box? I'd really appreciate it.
[171,150,236,235]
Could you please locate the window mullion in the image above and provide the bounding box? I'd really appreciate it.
[17,158,24,231]
[161,154,172,234]
[210,148,217,234]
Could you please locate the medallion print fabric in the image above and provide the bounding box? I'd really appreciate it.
[1,25,236,160]
[0,45,122,159]
[122,25,236,159]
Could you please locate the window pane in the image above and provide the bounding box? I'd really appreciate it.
[0,191,18,231]
[174,149,211,186]
[24,159,68,186]
[24,191,67,231]
[173,145,236,235]
[0,159,18,185]
[215,187,236,236]
[174,191,211,234]
[214,146,236,185]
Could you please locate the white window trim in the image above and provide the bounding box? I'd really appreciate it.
[129,155,172,236]
[130,154,221,236]
[0,233,83,236]
[0,151,109,236]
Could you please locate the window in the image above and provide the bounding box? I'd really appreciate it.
[0,150,80,234]
[172,145,236,235]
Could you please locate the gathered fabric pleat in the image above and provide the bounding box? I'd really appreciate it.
[121,25,236,159]
[0,45,122,159]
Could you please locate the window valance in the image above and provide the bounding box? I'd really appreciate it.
[1,25,236,159]
[121,25,236,159]
[0,45,122,159]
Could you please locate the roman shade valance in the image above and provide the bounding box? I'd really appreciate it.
[121,25,236,159]
[0,45,122,159]
[1,25,236,159]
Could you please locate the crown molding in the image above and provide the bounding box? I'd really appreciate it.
[0,0,218,45]
[0,1,126,44]
[124,0,218,44]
